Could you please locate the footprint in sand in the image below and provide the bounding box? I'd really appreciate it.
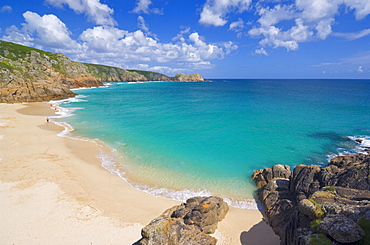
[75,205,102,221]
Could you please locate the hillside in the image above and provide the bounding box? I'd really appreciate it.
[0,40,203,103]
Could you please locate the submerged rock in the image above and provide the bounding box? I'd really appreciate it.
[135,196,228,245]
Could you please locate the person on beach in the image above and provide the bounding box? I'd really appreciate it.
[46,117,49,123]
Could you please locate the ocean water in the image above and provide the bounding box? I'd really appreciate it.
[51,79,370,208]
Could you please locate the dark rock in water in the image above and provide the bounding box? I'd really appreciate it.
[135,196,228,245]
[252,153,370,245]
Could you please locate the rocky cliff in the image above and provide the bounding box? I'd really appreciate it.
[252,153,370,245]
[0,40,204,103]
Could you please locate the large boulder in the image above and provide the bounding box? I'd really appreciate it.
[171,196,229,234]
[135,196,228,245]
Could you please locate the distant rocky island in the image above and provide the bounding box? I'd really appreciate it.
[253,151,370,245]
[0,40,204,103]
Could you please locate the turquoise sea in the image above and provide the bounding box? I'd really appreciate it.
[51,79,370,208]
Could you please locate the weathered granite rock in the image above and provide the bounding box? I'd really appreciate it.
[289,165,321,201]
[297,199,324,220]
[172,196,229,234]
[253,153,370,245]
[319,216,364,243]
[135,196,228,245]
[252,164,290,188]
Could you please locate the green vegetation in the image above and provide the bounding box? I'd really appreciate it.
[309,233,332,245]
[323,186,335,192]
[358,217,370,245]
[310,219,323,230]
[308,199,325,219]
[127,69,154,77]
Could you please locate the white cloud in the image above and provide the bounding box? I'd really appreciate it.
[74,26,237,71]
[137,16,149,32]
[3,25,34,47]
[357,65,363,72]
[1,5,12,13]
[256,4,296,27]
[344,0,370,20]
[254,47,268,55]
[132,0,163,14]
[229,18,244,32]
[199,0,252,26]
[172,27,191,42]
[333,29,370,40]
[249,0,370,51]
[45,0,116,26]
[3,11,79,49]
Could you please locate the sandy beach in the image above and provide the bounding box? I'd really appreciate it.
[0,102,279,244]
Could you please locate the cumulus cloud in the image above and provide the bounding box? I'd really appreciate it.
[249,0,370,51]
[77,27,237,69]
[1,5,12,13]
[3,11,79,49]
[132,0,163,14]
[2,10,236,72]
[45,0,116,26]
[199,0,252,26]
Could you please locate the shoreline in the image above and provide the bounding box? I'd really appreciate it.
[0,102,279,244]
[50,95,260,209]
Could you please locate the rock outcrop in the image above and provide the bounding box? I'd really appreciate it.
[173,73,204,82]
[135,196,229,245]
[252,153,370,245]
[0,40,204,103]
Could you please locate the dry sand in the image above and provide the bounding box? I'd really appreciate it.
[0,102,279,245]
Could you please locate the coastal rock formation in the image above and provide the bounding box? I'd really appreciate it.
[173,73,204,82]
[135,196,228,245]
[252,153,370,245]
[0,40,204,103]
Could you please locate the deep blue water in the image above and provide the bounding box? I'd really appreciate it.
[53,79,370,208]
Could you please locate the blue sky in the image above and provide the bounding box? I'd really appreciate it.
[0,0,369,79]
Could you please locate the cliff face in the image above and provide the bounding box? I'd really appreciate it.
[252,152,370,245]
[0,40,204,103]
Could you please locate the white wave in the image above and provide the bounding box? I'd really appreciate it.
[99,158,259,209]
[348,135,370,154]
[71,86,105,91]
